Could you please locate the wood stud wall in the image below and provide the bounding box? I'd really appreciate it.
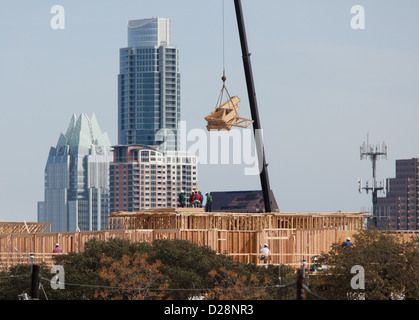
[0,209,367,270]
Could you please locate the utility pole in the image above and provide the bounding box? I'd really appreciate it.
[31,264,40,300]
[234,0,273,213]
[296,260,306,300]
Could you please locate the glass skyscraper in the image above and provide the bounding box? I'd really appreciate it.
[118,18,180,150]
[38,113,113,232]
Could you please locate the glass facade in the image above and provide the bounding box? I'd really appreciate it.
[38,114,113,232]
[127,18,170,48]
[118,18,180,150]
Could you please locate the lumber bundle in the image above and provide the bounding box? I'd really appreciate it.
[204,96,253,131]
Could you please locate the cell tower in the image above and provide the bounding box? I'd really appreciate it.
[358,136,388,228]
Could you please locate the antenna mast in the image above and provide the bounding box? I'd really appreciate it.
[358,136,388,228]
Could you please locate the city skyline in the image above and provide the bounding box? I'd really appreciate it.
[1,1,419,222]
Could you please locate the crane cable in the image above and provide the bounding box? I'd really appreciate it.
[215,0,231,111]
[222,0,226,81]
[220,0,231,101]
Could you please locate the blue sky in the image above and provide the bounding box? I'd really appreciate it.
[1,1,419,222]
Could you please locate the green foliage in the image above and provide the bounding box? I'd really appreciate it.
[401,237,419,299]
[311,229,419,300]
[0,238,295,300]
[0,263,51,300]
[52,238,151,300]
[5,230,418,300]
[146,239,277,299]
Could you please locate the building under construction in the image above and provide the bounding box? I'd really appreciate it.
[0,208,365,271]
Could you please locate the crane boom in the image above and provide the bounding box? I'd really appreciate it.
[234,0,273,213]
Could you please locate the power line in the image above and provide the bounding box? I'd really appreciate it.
[302,284,326,300]
[0,274,30,279]
[2,272,323,300]
[39,275,295,293]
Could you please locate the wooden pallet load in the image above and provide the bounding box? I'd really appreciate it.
[204,95,253,131]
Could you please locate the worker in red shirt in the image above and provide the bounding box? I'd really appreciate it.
[53,243,63,265]
[53,243,63,253]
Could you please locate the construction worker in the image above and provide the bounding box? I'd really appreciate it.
[193,190,201,208]
[310,256,323,272]
[205,192,213,212]
[53,243,63,254]
[178,190,185,208]
[189,192,194,207]
[342,237,353,248]
[260,244,271,267]
[53,243,63,265]
[198,191,203,208]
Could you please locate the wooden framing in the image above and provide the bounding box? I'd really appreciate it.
[107,209,366,266]
[3,210,418,272]
[107,208,365,232]
[0,209,367,270]
[0,221,50,234]
[204,95,253,131]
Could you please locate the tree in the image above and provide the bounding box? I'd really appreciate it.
[0,263,56,300]
[401,236,419,299]
[95,252,168,300]
[50,237,152,300]
[147,239,286,300]
[0,238,295,300]
[206,267,268,300]
[312,229,419,300]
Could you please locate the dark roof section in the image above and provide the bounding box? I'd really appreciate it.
[209,190,279,213]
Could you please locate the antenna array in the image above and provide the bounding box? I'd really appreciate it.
[358,137,388,228]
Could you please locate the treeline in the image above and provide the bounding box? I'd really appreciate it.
[1,229,419,300]
[311,229,419,300]
[0,238,295,300]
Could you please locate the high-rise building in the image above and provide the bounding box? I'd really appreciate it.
[110,145,198,212]
[376,158,419,230]
[38,113,113,232]
[118,18,180,150]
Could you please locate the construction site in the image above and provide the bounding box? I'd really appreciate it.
[0,1,367,273]
[0,208,366,271]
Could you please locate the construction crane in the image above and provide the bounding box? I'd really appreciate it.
[204,0,274,213]
[234,0,273,213]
